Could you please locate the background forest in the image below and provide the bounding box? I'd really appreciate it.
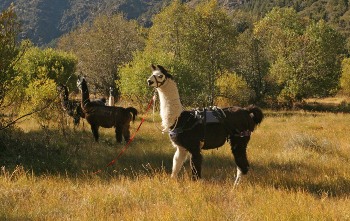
[2,0,350,127]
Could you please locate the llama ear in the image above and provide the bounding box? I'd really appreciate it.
[151,64,157,71]
[157,65,165,71]
[157,65,173,79]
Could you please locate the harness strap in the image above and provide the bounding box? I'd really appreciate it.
[169,117,200,137]
[233,130,251,137]
[154,76,167,88]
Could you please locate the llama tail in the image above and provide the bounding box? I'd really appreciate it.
[246,105,264,125]
[126,107,138,122]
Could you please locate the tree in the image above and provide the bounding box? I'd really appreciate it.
[303,20,345,97]
[216,70,254,106]
[254,7,305,62]
[10,46,78,126]
[120,0,238,107]
[340,58,350,95]
[0,4,21,107]
[58,13,145,98]
[22,77,59,127]
[13,47,77,95]
[142,1,207,106]
[254,7,345,105]
[234,29,269,103]
[188,0,238,105]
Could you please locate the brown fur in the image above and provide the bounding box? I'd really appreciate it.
[77,77,137,143]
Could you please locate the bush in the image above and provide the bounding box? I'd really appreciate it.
[215,71,254,106]
[21,78,60,127]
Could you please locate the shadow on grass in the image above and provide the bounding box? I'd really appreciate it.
[264,111,325,118]
[249,160,350,198]
[296,101,350,113]
[0,127,174,178]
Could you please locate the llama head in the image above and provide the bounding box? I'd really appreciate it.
[147,64,173,88]
[56,83,65,93]
[57,83,68,97]
[76,75,85,91]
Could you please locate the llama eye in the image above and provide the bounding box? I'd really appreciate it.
[158,75,164,79]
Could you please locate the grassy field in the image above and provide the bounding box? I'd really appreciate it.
[1,109,350,220]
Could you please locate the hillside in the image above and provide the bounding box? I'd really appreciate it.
[1,0,350,46]
[0,0,172,46]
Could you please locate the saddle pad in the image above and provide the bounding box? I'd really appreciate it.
[195,110,225,124]
[205,111,221,123]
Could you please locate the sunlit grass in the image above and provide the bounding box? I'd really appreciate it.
[1,110,350,220]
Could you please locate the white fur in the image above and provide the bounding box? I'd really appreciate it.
[108,96,114,106]
[171,145,188,178]
[108,87,114,106]
[148,70,183,131]
[148,70,187,177]
[234,168,242,186]
[157,79,183,131]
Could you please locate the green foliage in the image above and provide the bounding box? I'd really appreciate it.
[146,0,191,59]
[13,46,78,95]
[254,7,305,61]
[189,0,238,105]
[0,3,21,107]
[215,71,254,106]
[303,20,345,97]
[119,50,205,108]
[121,0,237,106]
[340,57,350,95]
[234,28,269,103]
[58,13,145,97]
[21,78,59,126]
[118,52,168,106]
[252,7,306,104]
[254,8,346,105]
[6,46,78,125]
[3,0,350,52]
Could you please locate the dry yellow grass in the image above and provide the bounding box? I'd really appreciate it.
[1,110,350,220]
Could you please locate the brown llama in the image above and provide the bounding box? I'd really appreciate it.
[76,76,138,143]
[57,83,106,126]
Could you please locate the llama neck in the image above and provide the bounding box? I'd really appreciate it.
[157,79,182,131]
[108,92,114,106]
[81,83,90,106]
[59,90,69,110]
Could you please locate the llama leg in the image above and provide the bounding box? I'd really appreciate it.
[122,124,131,142]
[73,114,80,126]
[115,125,123,143]
[230,136,250,185]
[171,146,188,178]
[234,167,243,186]
[190,150,202,180]
[91,125,99,142]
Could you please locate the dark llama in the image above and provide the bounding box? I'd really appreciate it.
[57,84,106,126]
[147,64,263,185]
[76,76,138,143]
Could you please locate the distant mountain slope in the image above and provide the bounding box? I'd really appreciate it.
[0,0,171,46]
[1,0,70,45]
[2,0,350,46]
